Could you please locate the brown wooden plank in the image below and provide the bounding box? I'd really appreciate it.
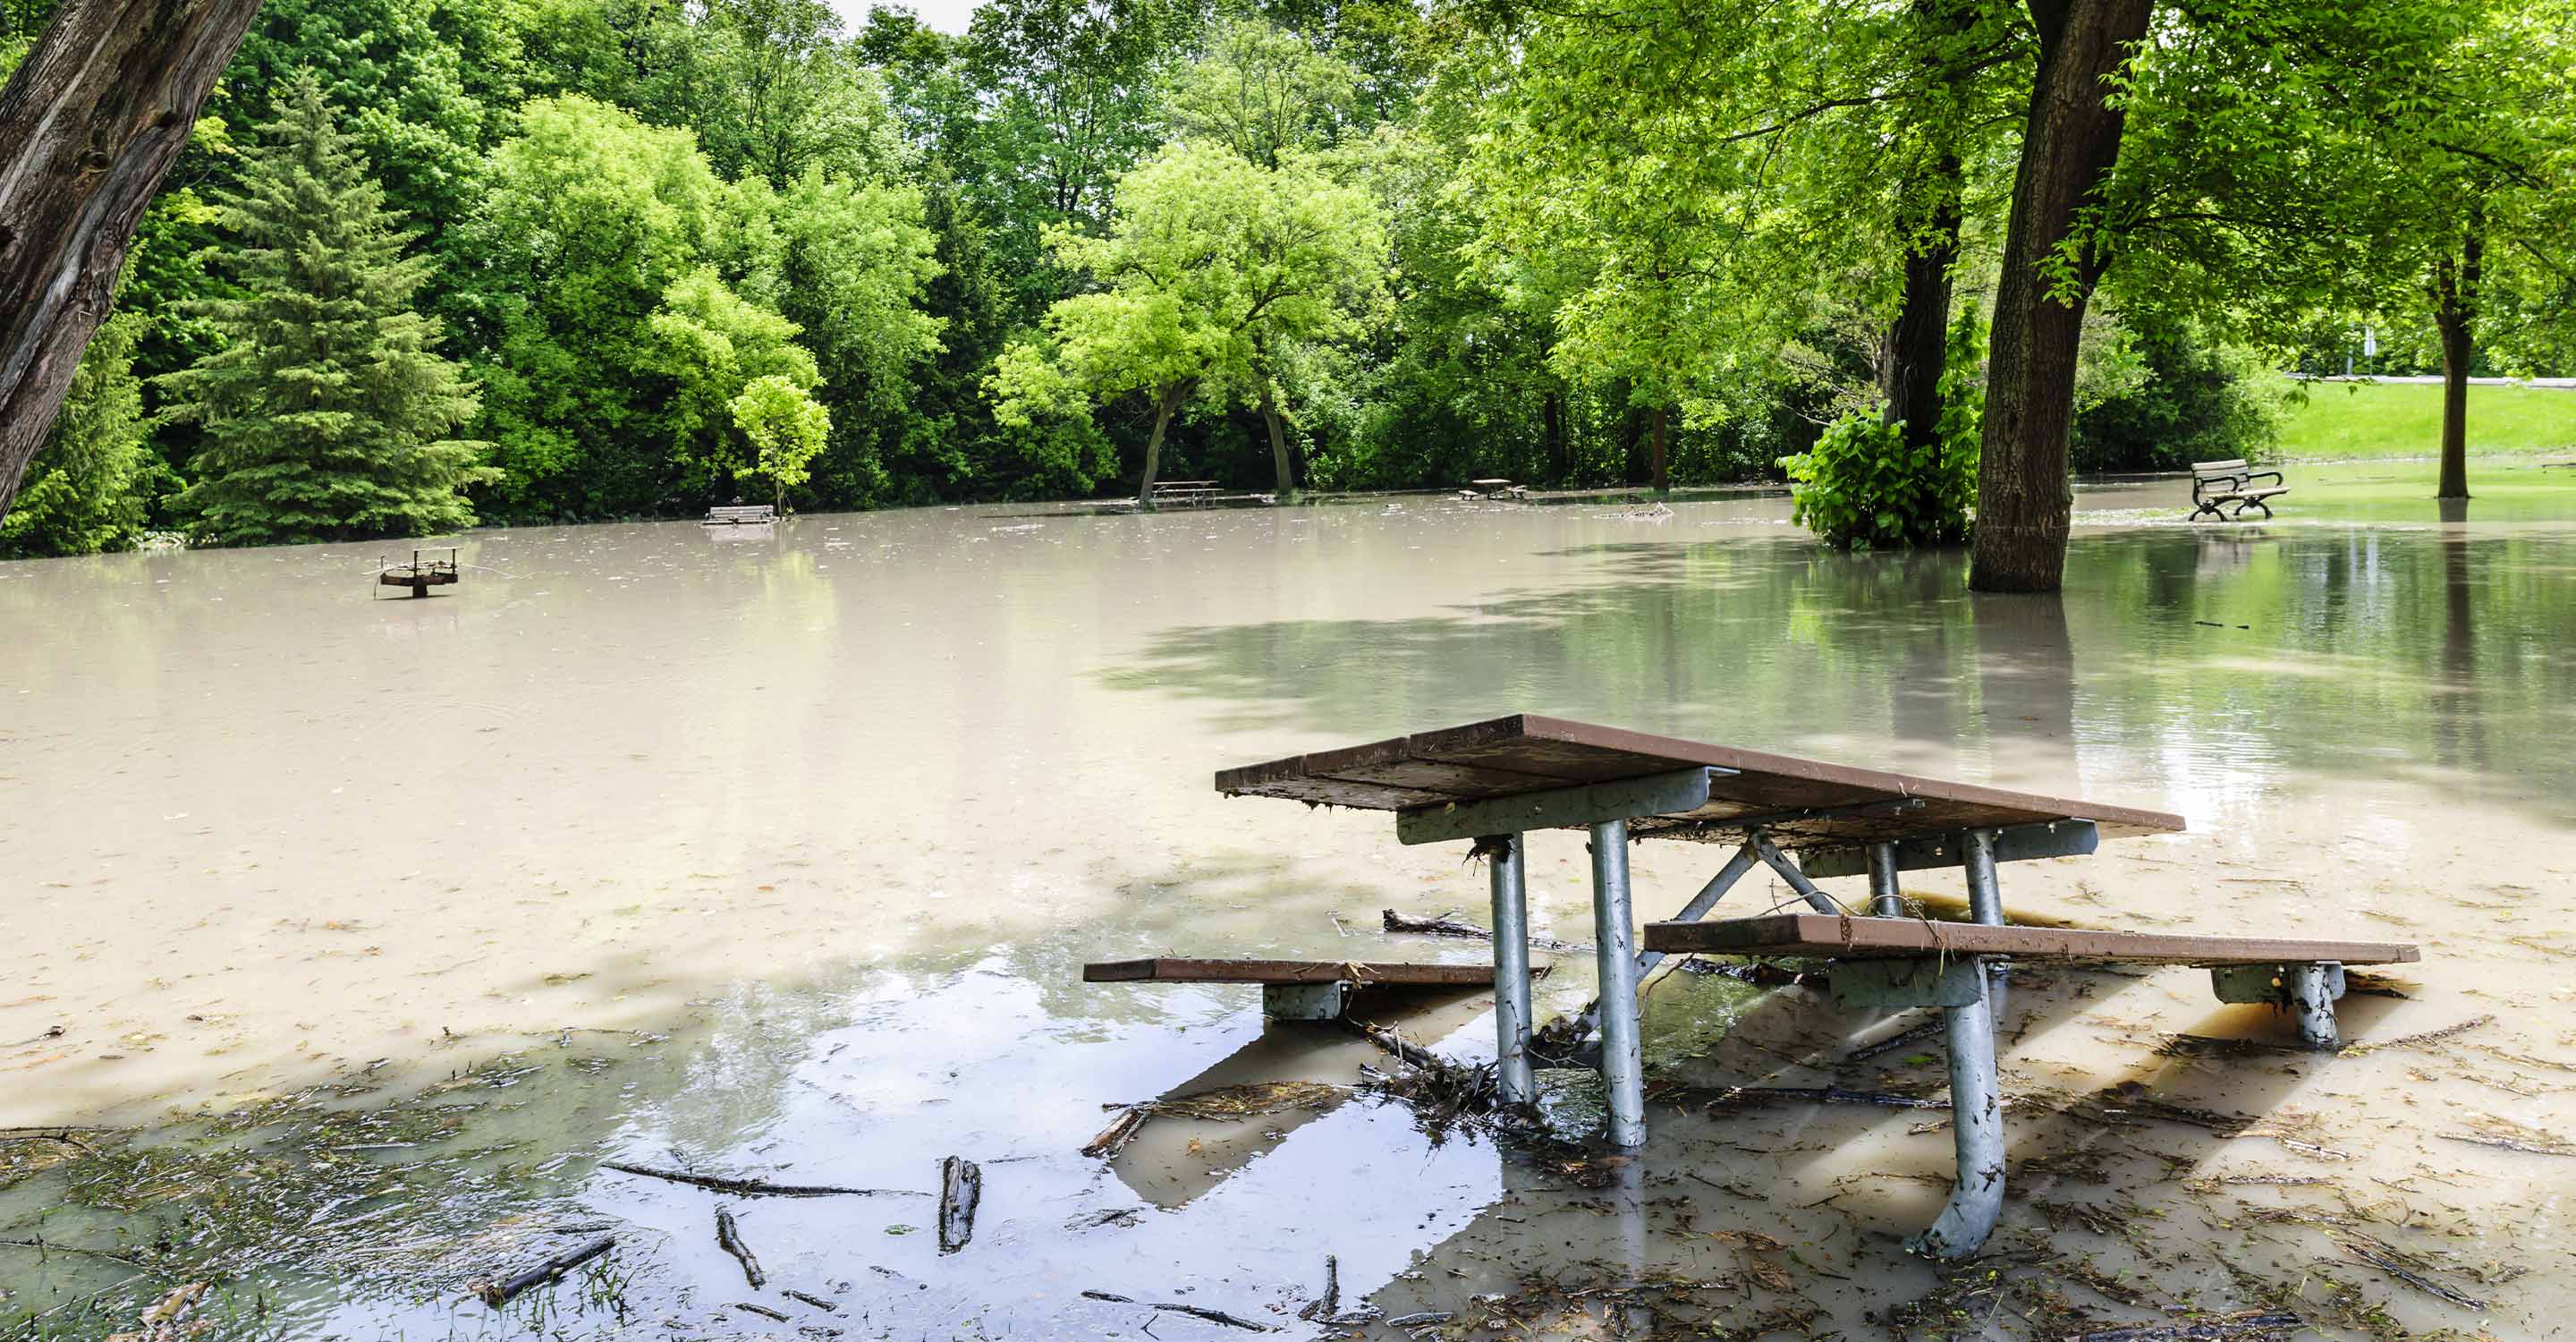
[1216,714,2185,840]
[1640,914,2418,966]
[1082,958,1497,986]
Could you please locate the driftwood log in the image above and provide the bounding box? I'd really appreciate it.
[0,0,264,516]
[936,1156,981,1254]
[475,1235,615,1307]
[714,1209,765,1288]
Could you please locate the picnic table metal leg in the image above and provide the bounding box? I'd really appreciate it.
[1908,966,2005,1259]
[1557,842,1758,1051]
[1589,819,1647,1147]
[1963,828,2008,1026]
[1485,832,1536,1104]
[2289,964,2340,1050]
[1868,842,1902,916]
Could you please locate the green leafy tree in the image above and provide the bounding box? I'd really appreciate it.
[639,266,826,499]
[1169,16,1360,168]
[0,312,165,557]
[991,140,1389,502]
[627,0,907,187]
[161,74,491,546]
[730,373,832,507]
[451,95,729,517]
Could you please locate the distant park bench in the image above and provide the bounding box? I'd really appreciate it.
[1148,480,1221,508]
[2190,459,2288,520]
[703,504,777,525]
[1460,478,1528,501]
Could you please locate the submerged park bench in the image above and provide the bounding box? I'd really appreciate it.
[1148,480,1223,508]
[1179,714,2418,1257]
[2190,459,2289,520]
[703,504,777,525]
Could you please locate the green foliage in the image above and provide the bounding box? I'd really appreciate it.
[640,267,824,498]
[1780,304,1981,550]
[2074,318,2287,472]
[1168,16,1360,168]
[730,374,833,507]
[991,140,1389,470]
[0,313,165,557]
[160,75,492,547]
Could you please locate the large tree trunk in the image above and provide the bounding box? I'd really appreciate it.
[1135,381,1186,507]
[0,0,264,521]
[1881,153,1963,451]
[1542,389,1566,483]
[1968,0,2156,593]
[1258,380,1293,496]
[2431,204,2482,501]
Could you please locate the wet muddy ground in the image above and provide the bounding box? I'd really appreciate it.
[4,461,2572,1338]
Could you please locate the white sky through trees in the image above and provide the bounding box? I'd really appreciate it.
[835,0,978,34]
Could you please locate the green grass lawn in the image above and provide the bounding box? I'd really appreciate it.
[2275,380,2575,461]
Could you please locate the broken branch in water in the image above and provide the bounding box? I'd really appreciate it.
[600,1160,921,1198]
[2068,1312,2304,1340]
[473,1235,614,1307]
[1670,1084,1952,1112]
[1295,1255,1340,1321]
[1844,1017,1943,1063]
[1082,1082,1351,1159]
[937,1156,981,1254]
[2334,1234,2487,1309]
[733,1301,790,1321]
[1382,908,1590,952]
[781,1287,839,1313]
[715,1209,765,1288]
[1081,1290,1276,1331]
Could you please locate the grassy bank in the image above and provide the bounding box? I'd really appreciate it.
[2275,380,2574,461]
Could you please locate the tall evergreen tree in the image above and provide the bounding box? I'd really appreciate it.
[162,72,491,546]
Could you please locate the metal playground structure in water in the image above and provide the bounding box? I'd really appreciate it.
[372,548,462,599]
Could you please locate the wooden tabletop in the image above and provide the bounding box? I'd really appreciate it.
[1216,715,2183,847]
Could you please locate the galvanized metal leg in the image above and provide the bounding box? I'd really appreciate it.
[1907,965,2005,1259]
[1962,828,2007,1027]
[1589,819,1646,1148]
[1565,841,1759,1046]
[1868,842,1902,916]
[1485,832,1536,1103]
[2288,964,2340,1050]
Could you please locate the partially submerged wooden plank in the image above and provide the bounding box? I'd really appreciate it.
[1216,715,2185,844]
[1083,958,1496,986]
[1640,914,2418,966]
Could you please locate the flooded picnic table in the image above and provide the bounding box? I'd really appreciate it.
[3,458,2572,1338]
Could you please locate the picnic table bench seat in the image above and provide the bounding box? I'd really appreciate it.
[704,504,777,525]
[2190,459,2288,521]
[1083,956,1500,1020]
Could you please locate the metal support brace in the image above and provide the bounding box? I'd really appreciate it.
[1962,828,2008,1026]
[1262,981,1348,1020]
[1589,819,1646,1147]
[2211,962,2346,1050]
[1908,966,2005,1259]
[1868,842,1903,916]
[1562,841,1760,1048]
[1749,830,1842,914]
[1485,832,1536,1101]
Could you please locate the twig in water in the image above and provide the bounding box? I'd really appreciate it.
[1082,1290,1276,1330]
[782,1287,840,1313]
[715,1209,765,1288]
[474,1236,614,1308]
[734,1302,790,1321]
[0,1236,157,1272]
[601,1160,921,1198]
[1845,1017,1943,1063]
[2068,1312,2303,1340]
[1296,1255,1339,1321]
[2334,1235,2487,1309]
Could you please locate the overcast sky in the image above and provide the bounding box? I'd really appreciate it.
[833,0,980,35]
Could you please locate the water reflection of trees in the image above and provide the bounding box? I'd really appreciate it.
[1102,528,2576,825]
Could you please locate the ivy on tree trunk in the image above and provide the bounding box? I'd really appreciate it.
[0,0,264,521]
[1969,0,2155,594]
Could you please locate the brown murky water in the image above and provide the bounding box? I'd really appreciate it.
[4,461,2572,1338]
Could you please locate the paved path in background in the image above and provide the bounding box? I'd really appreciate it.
[2298,374,2576,388]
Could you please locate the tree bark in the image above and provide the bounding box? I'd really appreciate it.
[1881,152,1963,451]
[2431,204,2482,501]
[1135,381,1186,507]
[1258,379,1293,496]
[0,0,265,520]
[1542,389,1566,483]
[1648,404,1669,492]
[1967,0,2156,593]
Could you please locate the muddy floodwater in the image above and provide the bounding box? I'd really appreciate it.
[4,460,2573,1339]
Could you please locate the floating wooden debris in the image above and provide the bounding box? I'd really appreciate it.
[714,1208,764,1287]
[598,1159,921,1198]
[1082,1081,1349,1159]
[374,548,459,599]
[472,1235,614,1307]
[936,1156,980,1254]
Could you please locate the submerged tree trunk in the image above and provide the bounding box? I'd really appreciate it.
[0,0,265,520]
[1881,153,1964,451]
[1258,380,1293,496]
[1968,0,2156,593]
[1135,381,1187,507]
[1542,389,1567,484]
[2431,204,2482,501]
